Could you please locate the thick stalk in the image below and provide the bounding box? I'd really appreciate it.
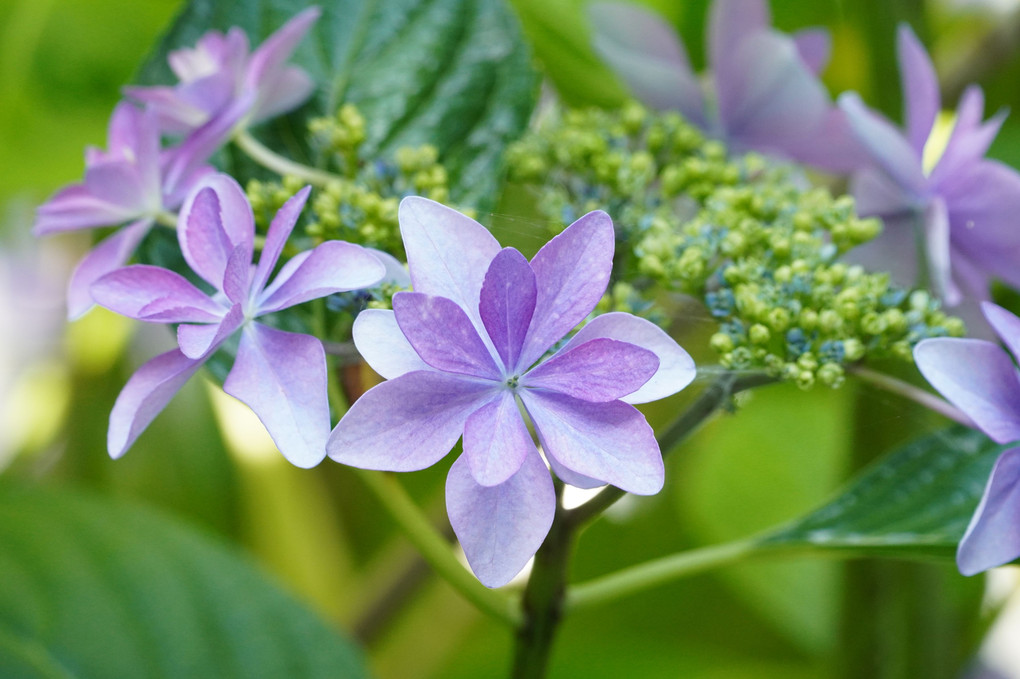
[234,130,341,186]
[511,488,573,679]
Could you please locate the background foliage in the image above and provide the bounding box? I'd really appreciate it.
[2,0,1019,677]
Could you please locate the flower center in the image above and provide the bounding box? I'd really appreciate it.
[504,374,520,390]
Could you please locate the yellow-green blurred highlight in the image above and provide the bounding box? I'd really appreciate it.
[208,384,357,623]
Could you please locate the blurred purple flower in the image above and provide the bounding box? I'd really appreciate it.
[914,302,1020,574]
[327,198,696,587]
[91,173,385,467]
[33,101,241,319]
[589,0,866,172]
[125,7,320,141]
[840,25,1020,307]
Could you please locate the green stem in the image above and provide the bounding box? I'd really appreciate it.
[352,468,522,628]
[234,129,342,187]
[565,371,775,527]
[566,539,760,612]
[155,210,178,228]
[512,484,573,679]
[848,365,973,427]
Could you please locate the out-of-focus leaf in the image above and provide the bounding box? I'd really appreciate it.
[678,383,850,654]
[761,426,1003,558]
[0,483,368,679]
[135,0,537,208]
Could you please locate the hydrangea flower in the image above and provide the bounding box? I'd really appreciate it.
[126,7,320,140]
[327,198,696,587]
[33,101,240,319]
[839,25,1020,307]
[914,302,1020,574]
[90,173,385,467]
[588,0,866,172]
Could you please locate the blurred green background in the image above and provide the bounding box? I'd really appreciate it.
[2,0,1020,677]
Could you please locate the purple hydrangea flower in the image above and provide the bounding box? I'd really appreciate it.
[914,302,1020,574]
[839,25,1020,308]
[327,198,696,587]
[90,173,385,467]
[588,0,866,172]
[33,101,243,319]
[125,7,320,141]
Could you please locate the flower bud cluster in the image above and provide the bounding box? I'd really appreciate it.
[507,102,964,388]
[247,104,462,258]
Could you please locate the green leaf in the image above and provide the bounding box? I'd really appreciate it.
[761,426,1005,559]
[0,483,368,679]
[134,0,538,208]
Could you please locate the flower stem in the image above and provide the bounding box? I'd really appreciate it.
[512,485,573,679]
[565,371,775,527]
[352,468,522,628]
[234,130,342,187]
[848,365,974,427]
[566,539,759,612]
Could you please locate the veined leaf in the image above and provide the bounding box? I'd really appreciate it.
[0,484,368,679]
[760,426,1005,559]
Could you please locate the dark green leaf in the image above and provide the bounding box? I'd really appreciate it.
[0,484,368,679]
[135,0,538,208]
[761,426,1005,559]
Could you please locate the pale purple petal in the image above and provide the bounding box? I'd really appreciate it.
[839,92,927,195]
[721,32,830,153]
[327,371,496,471]
[958,446,1020,575]
[843,211,920,291]
[257,241,384,313]
[479,248,536,373]
[850,167,917,220]
[710,0,770,120]
[559,312,696,404]
[224,323,330,468]
[792,28,831,74]
[928,87,1003,187]
[399,196,501,335]
[943,160,1020,291]
[83,161,151,211]
[447,448,555,588]
[782,108,873,174]
[518,210,615,369]
[352,309,431,379]
[161,96,253,204]
[66,218,152,320]
[588,2,707,126]
[223,245,252,304]
[177,304,244,359]
[367,248,411,288]
[982,303,1020,364]
[34,184,138,234]
[392,292,500,379]
[897,24,940,155]
[521,389,663,494]
[250,187,311,295]
[123,85,209,135]
[923,198,960,305]
[91,264,226,323]
[108,349,205,458]
[545,454,605,489]
[463,390,533,487]
[914,338,1020,444]
[252,67,316,123]
[177,174,255,291]
[245,7,321,96]
[522,338,658,402]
